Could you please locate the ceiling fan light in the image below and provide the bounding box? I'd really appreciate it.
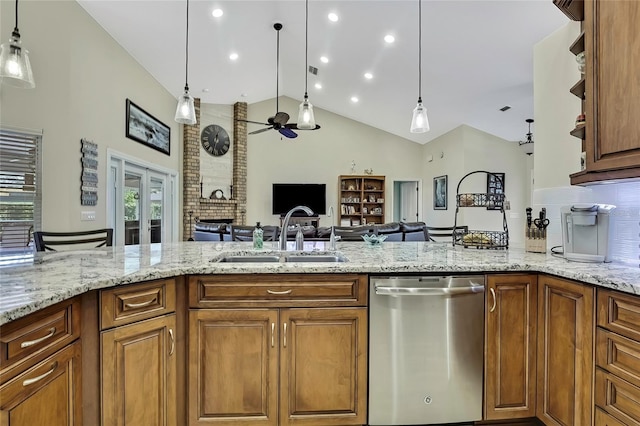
[175,90,196,125]
[410,101,430,133]
[297,96,315,130]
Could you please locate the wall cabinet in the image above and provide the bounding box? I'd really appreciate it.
[188,274,368,426]
[570,0,640,184]
[100,278,178,426]
[338,175,385,226]
[484,274,537,420]
[0,298,82,426]
[536,275,594,426]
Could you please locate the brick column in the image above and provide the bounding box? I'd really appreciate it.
[233,102,248,225]
[182,99,201,240]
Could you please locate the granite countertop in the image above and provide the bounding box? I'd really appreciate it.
[0,241,638,325]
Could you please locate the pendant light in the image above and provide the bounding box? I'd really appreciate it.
[296,0,316,130]
[410,0,429,133]
[0,0,35,88]
[174,0,196,125]
[518,118,535,155]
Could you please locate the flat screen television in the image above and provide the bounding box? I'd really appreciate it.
[272,183,326,216]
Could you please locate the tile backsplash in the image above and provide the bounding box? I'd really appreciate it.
[533,182,640,267]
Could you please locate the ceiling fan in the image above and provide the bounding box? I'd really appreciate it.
[236,23,320,139]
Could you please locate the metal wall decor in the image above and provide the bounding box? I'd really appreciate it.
[80,138,98,206]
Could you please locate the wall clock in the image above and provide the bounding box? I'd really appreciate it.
[201,124,230,157]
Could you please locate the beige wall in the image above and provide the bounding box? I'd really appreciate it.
[0,0,181,232]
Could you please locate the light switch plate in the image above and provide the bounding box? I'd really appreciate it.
[81,211,96,221]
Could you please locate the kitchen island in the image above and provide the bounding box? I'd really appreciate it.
[0,240,637,325]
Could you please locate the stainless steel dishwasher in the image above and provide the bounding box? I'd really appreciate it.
[368,275,485,425]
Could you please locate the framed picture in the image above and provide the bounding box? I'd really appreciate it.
[126,99,171,155]
[433,175,447,210]
[486,172,505,210]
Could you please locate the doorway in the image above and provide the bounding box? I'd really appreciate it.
[392,180,422,223]
[108,152,178,246]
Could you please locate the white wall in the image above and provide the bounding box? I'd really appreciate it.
[246,96,425,226]
[0,0,181,233]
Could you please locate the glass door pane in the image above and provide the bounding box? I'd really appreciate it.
[148,174,164,244]
[124,172,142,245]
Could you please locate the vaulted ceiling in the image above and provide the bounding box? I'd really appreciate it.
[77,0,568,144]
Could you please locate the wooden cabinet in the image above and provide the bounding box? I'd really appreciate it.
[188,274,368,426]
[536,275,594,426]
[0,298,82,426]
[100,278,178,426]
[338,175,385,226]
[484,274,537,420]
[595,289,640,424]
[570,0,640,184]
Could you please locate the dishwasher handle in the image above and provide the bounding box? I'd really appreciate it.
[375,285,485,296]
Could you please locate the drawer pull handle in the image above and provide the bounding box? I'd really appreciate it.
[22,362,58,386]
[124,296,157,309]
[20,327,56,348]
[489,288,497,313]
[271,323,275,348]
[267,289,292,295]
[169,328,175,356]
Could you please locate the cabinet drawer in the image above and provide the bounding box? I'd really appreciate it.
[597,328,640,388]
[189,274,368,308]
[0,298,80,382]
[596,407,628,426]
[101,278,176,330]
[595,368,640,425]
[0,340,81,421]
[598,289,640,342]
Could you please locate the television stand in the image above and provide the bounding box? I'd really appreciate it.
[280,216,320,228]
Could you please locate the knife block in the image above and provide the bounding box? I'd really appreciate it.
[525,226,547,253]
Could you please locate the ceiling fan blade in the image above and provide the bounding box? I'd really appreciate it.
[273,112,290,126]
[236,119,270,126]
[285,123,321,131]
[279,128,298,139]
[248,127,274,135]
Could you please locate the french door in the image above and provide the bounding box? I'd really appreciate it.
[108,154,177,246]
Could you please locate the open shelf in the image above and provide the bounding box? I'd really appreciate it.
[570,124,586,140]
[570,31,585,55]
[570,78,586,99]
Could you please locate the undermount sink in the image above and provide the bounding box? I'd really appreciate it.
[215,253,347,263]
[283,255,346,263]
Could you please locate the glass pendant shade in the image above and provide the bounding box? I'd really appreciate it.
[410,100,430,133]
[297,96,315,130]
[174,90,196,125]
[0,32,35,89]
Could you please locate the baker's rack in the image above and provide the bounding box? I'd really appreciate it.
[453,171,509,249]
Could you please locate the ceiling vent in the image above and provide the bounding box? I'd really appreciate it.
[308,66,318,75]
[499,105,511,112]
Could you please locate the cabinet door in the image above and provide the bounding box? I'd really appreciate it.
[0,341,81,426]
[102,314,177,426]
[188,309,278,426]
[536,276,594,426]
[485,274,537,420]
[585,0,640,173]
[280,308,367,426]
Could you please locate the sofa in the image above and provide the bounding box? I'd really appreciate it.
[193,221,431,242]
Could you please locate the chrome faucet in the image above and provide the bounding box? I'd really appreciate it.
[279,205,314,250]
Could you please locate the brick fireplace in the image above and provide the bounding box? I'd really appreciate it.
[182,100,248,240]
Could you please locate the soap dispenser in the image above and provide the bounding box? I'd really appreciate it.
[253,222,264,249]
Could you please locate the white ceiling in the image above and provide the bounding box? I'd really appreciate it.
[77,0,568,144]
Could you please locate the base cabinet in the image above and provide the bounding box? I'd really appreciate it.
[536,275,594,426]
[0,341,81,426]
[484,274,537,420]
[189,307,367,426]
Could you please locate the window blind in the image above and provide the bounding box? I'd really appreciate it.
[0,129,41,252]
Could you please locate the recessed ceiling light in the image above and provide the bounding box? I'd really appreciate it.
[320,56,329,64]
[229,52,239,61]
[241,93,248,97]
[202,88,210,93]
[315,82,322,89]
[211,9,223,18]
[351,96,359,103]
[328,12,339,22]
[384,34,395,44]
[364,72,373,80]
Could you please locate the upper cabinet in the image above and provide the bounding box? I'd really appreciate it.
[567,0,640,184]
